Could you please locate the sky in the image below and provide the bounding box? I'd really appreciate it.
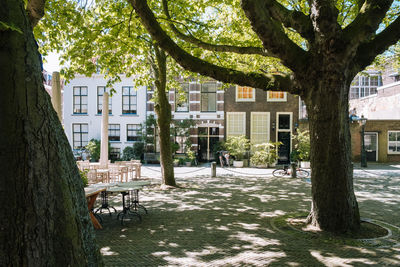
[43,51,62,73]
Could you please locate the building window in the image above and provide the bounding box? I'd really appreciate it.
[299,98,308,120]
[388,131,400,154]
[251,112,270,144]
[73,86,88,114]
[226,112,246,137]
[267,91,287,102]
[122,86,137,114]
[350,75,381,99]
[127,124,142,142]
[175,83,189,112]
[72,123,88,149]
[201,82,217,112]
[108,124,120,141]
[110,147,121,160]
[97,86,112,114]
[236,86,255,102]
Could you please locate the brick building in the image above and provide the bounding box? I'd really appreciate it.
[147,80,225,162]
[224,86,300,164]
[350,67,400,163]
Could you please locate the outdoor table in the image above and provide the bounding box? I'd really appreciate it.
[84,187,106,229]
[107,186,143,224]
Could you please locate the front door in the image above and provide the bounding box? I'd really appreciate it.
[198,127,220,162]
[277,113,292,164]
[277,132,291,164]
[365,132,378,161]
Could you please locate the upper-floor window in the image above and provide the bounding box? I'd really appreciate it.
[97,86,112,114]
[73,86,88,114]
[388,131,400,154]
[72,123,88,149]
[108,124,120,141]
[267,91,287,102]
[236,86,255,102]
[122,86,137,114]
[201,82,217,112]
[175,83,189,112]
[350,75,381,99]
[127,124,142,142]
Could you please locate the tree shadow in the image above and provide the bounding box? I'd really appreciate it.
[95,174,400,266]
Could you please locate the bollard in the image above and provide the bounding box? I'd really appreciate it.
[211,162,216,177]
[290,163,297,178]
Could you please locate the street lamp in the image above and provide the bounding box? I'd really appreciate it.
[359,115,368,168]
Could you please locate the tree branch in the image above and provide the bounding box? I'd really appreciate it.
[343,0,393,46]
[26,0,46,28]
[129,0,301,94]
[264,0,314,41]
[161,0,275,57]
[354,15,400,70]
[241,0,308,72]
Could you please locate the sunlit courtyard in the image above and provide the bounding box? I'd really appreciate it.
[95,164,400,266]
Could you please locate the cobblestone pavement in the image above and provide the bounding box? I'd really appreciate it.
[95,164,400,266]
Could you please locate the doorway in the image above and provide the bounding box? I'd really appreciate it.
[276,113,292,164]
[198,127,219,162]
[365,132,378,162]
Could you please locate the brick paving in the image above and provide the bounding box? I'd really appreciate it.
[95,164,400,266]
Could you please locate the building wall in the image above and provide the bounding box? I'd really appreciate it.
[63,74,147,156]
[224,86,300,142]
[350,120,400,163]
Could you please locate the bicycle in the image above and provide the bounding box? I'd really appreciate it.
[272,164,310,178]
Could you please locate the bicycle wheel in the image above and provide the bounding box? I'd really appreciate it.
[272,169,290,178]
[296,169,310,178]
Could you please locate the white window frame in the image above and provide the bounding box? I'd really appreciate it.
[388,131,400,154]
[250,112,270,144]
[235,85,255,102]
[226,112,246,137]
[267,91,287,102]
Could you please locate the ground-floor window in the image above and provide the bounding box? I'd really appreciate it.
[72,123,88,149]
[110,147,121,160]
[109,124,120,141]
[226,112,246,137]
[388,131,400,153]
[127,124,141,141]
[250,112,270,144]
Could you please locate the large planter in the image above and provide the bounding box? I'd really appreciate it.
[233,160,244,168]
[300,161,311,169]
[185,161,192,167]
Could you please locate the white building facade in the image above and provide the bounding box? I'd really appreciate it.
[63,74,147,159]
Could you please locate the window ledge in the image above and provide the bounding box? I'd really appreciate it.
[72,114,88,116]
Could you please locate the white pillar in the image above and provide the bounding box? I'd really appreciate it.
[51,71,62,122]
[100,92,109,168]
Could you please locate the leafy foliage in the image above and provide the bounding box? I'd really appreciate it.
[293,129,311,161]
[224,135,251,161]
[85,139,101,162]
[122,146,135,161]
[250,142,281,166]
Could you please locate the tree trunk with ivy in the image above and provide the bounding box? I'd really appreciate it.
[0,0,103,265]
[152,46,176,186]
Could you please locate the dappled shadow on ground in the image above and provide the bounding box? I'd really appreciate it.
[95,174,400,266]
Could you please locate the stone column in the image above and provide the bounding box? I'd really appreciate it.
[99,92,109,168]
[51,71,62,122]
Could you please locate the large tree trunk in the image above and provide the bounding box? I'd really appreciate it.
[303,69,360,233]
[0,1,103,265]
[153,47,176,186]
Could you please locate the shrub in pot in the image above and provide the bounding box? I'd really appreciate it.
[293,129,311,168]
[250,142,280,167]
[224,135,251,167]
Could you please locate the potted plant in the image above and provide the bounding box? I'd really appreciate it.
[224,135,251,167]
[250,142,280,168]
[185,150,196,167]
[293,129,311,168]
[173,158,180,167]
